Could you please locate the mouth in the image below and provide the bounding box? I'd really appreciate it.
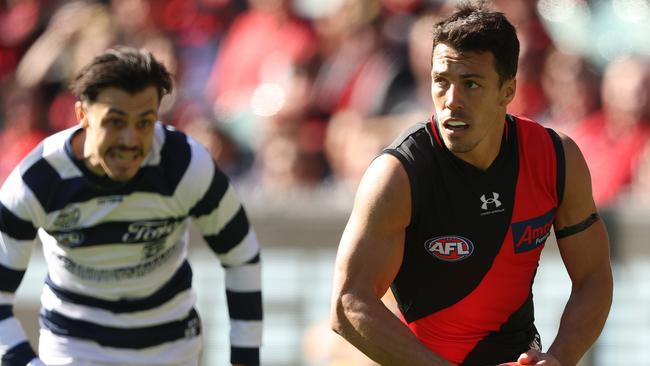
[107,148,143,163]
[442,119,469,133]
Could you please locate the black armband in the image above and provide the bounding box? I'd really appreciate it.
[554,213,600,239]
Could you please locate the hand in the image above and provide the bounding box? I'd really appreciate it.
[514,349,562,365]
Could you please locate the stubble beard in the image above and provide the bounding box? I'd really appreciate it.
[444,136,479,154]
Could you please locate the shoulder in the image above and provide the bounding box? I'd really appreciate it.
[552,131,597,225]
[156,123,190,152]
[154,124,231,205]
[512,115,565,163]
[384,121,433,169]
[544,129,584,173]
[2,127,78,196]
[16,127,76,176]
[156,123,213,161]
[353,154,411,230]
[152,123,214,176]
[555,131,591,194]
[0,129,74,221]
[362,154,410,193]
[385,121,430,151]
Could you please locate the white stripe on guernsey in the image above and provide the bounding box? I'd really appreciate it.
[0,317,29,354]
[0,291,16,305]
[230,319,263,348]
[41,127,83,179]
[193,185,241,236]
[41,286,196,328]
[43,239,187,301]
[218,230,260,267]
[140,122,165,167]
[26,358,46,366]
[16,143,45,176]
[44,192,190,223]
[173,140,215,211]
[17,126,78,177]
[224,262,262,292]
[0,235,34,269]
[39,329,201,365]
[0,169,23,200]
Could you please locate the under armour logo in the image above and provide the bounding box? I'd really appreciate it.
[480,192,501,210]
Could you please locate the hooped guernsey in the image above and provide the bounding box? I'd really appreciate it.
[384,115,565,365]
[0,123,262,365]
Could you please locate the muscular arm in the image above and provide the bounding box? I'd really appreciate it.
[330,154,453,366]
[528,134,613,365]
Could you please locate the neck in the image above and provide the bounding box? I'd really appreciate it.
[453,132,503,171]
[435,116,507,171]
[71,128,105,176]
[71,128,86,160]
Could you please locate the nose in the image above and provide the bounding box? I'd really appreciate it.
[119,125,139,146]
[445,84,464,110]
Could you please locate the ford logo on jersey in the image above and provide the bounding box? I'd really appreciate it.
[424,235,474,262]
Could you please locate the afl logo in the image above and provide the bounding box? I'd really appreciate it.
[424,236,474,262]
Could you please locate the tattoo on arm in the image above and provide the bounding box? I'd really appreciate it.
[555,213,600,239]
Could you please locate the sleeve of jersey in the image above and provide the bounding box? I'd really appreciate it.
[190,163,262,365]
[0,170,43,365]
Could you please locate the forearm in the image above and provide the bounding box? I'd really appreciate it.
[547,268,613,365]
[213,217,263,365]
[224,260,263,365]
[1,264,41,364]
[331,292,453,366]
[0,305,40,365]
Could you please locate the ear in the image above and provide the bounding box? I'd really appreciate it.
[500,78,517,107]
[74,101,89,128]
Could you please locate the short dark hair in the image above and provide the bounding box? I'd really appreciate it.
[432,2,519,84]
[70,46,173,103]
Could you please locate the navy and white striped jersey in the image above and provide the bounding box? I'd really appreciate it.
[0,123,262,365]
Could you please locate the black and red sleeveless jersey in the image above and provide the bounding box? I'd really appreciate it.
[383,115,565,365]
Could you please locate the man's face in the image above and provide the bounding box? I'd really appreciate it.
[431,44,515,164]
[76,86,159,182]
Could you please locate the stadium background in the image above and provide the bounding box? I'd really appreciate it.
[3,0,650,365]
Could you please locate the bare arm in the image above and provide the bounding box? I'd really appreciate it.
[330,154,453,366]
[521,134,613,366]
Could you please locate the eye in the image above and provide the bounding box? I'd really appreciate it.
[465,80,480,89]
[105,118,125,128]
[137,119,154,129]
[433,77,450,89]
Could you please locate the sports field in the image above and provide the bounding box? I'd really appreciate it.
[14,211,647,366]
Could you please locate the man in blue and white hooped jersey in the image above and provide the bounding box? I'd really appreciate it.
[0,46,262,366]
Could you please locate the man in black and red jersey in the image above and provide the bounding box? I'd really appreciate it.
[330,3,613,366]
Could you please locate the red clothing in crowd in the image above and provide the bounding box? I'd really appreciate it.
[0,126,46,184]
[207,8,316,112]
[571,111,650,207]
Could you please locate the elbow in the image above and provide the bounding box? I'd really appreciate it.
[329,291,357,336]
[329,292,347,335]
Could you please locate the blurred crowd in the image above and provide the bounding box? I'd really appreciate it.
[1,0,650,210]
